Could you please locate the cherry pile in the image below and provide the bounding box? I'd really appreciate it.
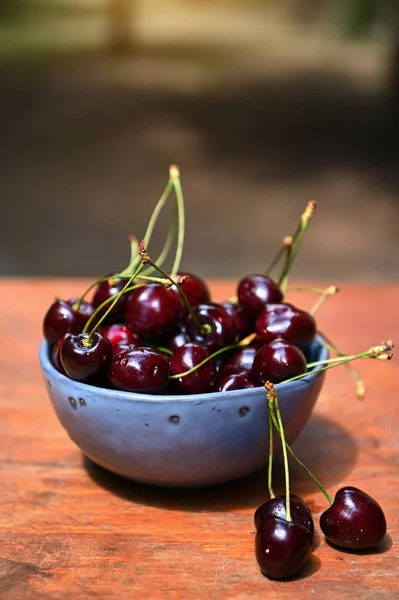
[43,270,319,393]
[43,166,326,394]
[42,165,393,580]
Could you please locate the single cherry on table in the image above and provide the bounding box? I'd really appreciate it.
[320,486,387,550]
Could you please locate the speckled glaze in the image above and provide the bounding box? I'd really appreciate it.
[39,337,328,487]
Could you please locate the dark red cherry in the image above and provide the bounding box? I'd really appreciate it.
[252,339,307,385]
[217,372,257,392]
[109,347,170,394]
[170,272,210,314]
[125,283,183,338]
[185,303,236,352]
[237,275,283,320]
[113,342,140,357]
[102,324,140,350]
[220,301,252,340]
[68,297,94,321]
[92,276,130,323]
[220,346,257,379]
[320,486,387,549]
[255,303,316,346]
[51,336,67,375]
[170,343,218,394]
[164,328,191,352]
[60,332,113,382]
[255,517,312,579]
[254,495,314,539]
[43,299,93,343]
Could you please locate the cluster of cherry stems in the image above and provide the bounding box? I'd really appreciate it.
[43,166,393,579]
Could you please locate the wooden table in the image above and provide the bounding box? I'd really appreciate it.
[1,279,399,599]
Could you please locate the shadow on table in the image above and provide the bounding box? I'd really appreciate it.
[83,413,359,512]
[325,535,392,555]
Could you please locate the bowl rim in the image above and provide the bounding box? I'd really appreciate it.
[39,334,329,404]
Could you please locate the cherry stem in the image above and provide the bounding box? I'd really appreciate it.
[266,382,291,521]
[267,401,275,499]
[73,274,114,311]
[118,236,139,277]
[75,238,140,308]
[141,205,177,277]
[169,333,256,380]
[310,285,339,316]
[169,165,185,279]
[278,200,317,294]
[82,265,145,342]
[287,285,332,294]
[154,346,173,356]
[321,333,365,399]
[128,178,174,273]
[267,396,333,505]
[142,252,211,336]
[283,340,394,385]
[264,236,293,278]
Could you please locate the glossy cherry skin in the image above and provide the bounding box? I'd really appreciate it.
[220,301,252,341]
[92,276,130,323]
[220,346,257,379]
[109,347,170,394]
[252,339,307,385]
[51,336,67,375]
[185,303,236,352]
[255,303,316,346]
[60,332,113,382]
[113,342,140,357]
[237,275,283,321]
[125,283,183,338]
[102,324,140,350]
[254,495,314,539]
[68,298,94,321]
[170,272,211,315]
[43,299,93,343]
[320,486,387,549]
[164,328,191,352]
[170,343,218,394]
[217,372,257,392]
[255,517,312,579]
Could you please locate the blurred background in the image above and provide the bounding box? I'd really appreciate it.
[0,0,398,281]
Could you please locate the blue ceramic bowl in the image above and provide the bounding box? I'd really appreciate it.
[39,336,328,487]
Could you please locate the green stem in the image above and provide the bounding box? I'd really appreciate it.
[73,275,113,310]
[268,400,333,505]
[278,200,316,294]
[264,236,292,278]
[155,346,173,356]
[85,263,145,344]
[169,342,239,380]
[119,237,139,277]
[129,178,174,272]
[170,166,185,279]
[321,334,365,399]
[284,343,393,386]
[141,207,177,277]
[267,402,275,499]
[310,286,338,316]
[147,259,210,335]
[306,354,364,369]
[287,285,332,294]
[272,389,291,522]
[82,278,146,337]
[169,334,255,380]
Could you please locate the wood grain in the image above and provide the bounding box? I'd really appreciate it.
[0,279,398,599]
